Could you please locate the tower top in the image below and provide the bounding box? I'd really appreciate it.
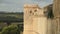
[24,4,39,8]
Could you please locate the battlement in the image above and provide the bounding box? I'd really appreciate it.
[24,4,39,8]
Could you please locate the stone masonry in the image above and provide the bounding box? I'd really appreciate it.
[23,4,53,34]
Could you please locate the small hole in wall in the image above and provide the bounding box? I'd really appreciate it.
[30,11,32,13]
[34,10,37,12]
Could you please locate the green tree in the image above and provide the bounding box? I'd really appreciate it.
[1,25,19,34]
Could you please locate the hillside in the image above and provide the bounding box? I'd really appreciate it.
[0,12,23,22]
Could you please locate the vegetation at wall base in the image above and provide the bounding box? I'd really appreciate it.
[1,25,20,34]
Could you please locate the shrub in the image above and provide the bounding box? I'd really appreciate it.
[1,25,19,34]
[0,32,2,34]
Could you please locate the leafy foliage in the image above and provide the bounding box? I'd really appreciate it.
[1,25,19,34]
[47,9,54,19]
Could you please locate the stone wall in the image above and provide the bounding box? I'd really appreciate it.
[53,0,60,34]
[53,0,60,17]
[24,4,48,34]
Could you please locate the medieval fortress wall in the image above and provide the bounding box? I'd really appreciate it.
[24,4,52,34]
[23,0,60,34]
[53,0,60,34]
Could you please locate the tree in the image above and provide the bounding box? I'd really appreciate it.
[1,25,19,34]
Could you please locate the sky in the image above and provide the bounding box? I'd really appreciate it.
[0,0,53,12]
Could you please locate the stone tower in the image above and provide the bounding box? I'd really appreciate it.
[23,4,49,34]
[53,0,60,34]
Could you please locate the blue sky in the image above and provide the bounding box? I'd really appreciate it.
[0,0,53,12]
